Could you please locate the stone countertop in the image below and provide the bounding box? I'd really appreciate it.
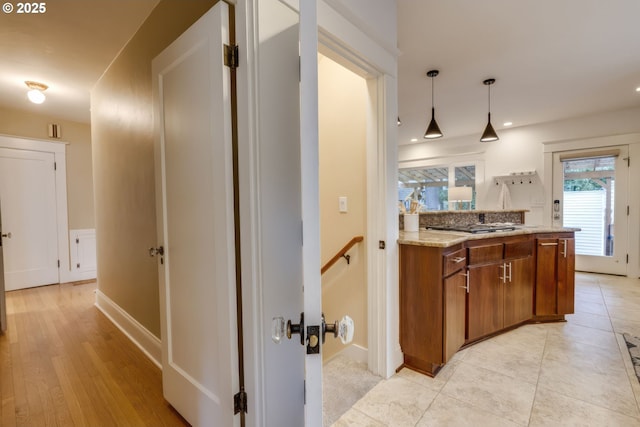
[398,226,580,248]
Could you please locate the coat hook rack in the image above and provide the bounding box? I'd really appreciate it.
[494,171,538,186]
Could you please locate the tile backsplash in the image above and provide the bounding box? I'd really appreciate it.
[399,210,527,230]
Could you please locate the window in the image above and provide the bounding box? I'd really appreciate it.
[398,164,477,211]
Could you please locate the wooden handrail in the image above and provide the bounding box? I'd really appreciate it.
[321,236,364,275]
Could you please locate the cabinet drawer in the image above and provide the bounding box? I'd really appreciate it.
[443,248,467,276]
[468,244,503,265]
[504,240,534,259]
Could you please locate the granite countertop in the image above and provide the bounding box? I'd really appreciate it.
[398,226,580,248]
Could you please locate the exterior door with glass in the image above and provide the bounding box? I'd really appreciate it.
[552,146,629,275]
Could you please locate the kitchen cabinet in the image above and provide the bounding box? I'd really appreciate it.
[466,237,534,342]
[399,244,466,376]
[398,228,574,376]
[535,234,575,316]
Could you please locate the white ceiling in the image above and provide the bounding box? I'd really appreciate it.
[1,0,639,135]
[397,0,640,145]
[0,0,159,123]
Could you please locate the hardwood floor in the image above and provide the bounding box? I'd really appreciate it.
[0,281,189,427]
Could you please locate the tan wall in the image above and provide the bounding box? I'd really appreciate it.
[0,106,94,230]
[91,0,216,337]
[319,56,368,360]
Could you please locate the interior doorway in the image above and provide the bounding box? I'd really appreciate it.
[317,51,385,424]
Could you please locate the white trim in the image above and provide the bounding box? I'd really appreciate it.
[324,343,368,365]
[68,228,97,282]
[541,132,640,152]
[0,134,71,284]
[95,290,162,369]
[235,2,265,426]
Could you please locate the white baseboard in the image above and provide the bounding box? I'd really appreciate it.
[325,343,368,365]
[95,290,162,369]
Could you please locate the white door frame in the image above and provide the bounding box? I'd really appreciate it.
[233,1,399,424]
[315,6,401,380]
[0,134,71,284]
[542,133,640,278]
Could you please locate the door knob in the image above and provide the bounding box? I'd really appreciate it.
[1,232,11,239]
[271,313,305,345]
[322,314,354,344]
[149,246,164,257]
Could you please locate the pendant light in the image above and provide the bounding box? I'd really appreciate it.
[424,70,443,139]
[480,78,499,142]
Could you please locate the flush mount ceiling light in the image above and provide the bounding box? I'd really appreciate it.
[480,78,499,142]
[424,69,443,139]
[25,81,48,104]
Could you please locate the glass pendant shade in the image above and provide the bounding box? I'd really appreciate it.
[424,108,443,139]
[480,112,499,142]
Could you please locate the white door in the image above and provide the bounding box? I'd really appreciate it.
[299,0,323,424]
[0,148,58,290]
[552,146,629,275]
[152,3,238,426]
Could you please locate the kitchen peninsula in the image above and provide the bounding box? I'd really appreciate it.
[398,223,577,377]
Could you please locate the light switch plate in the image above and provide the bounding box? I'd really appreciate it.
[339,196,348,213]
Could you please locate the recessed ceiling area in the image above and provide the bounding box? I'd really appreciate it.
[0,0,159,123]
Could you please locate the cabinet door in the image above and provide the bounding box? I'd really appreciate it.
[557,238,575,314]
[535,239,559,315]
[467,264,503,341]
[504,257,534,328]
[444,270,467,361]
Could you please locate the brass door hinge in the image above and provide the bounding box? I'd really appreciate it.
[225,44,239,69]
[234,390,247,414]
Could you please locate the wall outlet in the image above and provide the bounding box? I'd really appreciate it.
[339,196,348,213]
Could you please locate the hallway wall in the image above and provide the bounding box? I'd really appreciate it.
[90,0,216,337]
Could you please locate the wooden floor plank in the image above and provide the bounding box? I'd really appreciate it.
[0,282,190,427]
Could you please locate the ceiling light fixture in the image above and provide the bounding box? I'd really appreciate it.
[480,78,499,142]
[424,69,443,139]
[397,116,402,126]
[503,121,513,127]
[25,81,48,104]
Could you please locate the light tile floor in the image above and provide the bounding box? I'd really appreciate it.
[333,272,640,426]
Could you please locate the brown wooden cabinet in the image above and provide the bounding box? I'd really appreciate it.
[399,244,466,376]
[466,237,534,341]
[399,230,573,376]
[535,234,575,316]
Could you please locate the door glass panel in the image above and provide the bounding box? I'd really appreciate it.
[562,156,615,256]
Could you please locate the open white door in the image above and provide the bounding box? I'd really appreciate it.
[152,3,239,426]
[299,0,323,424]
[0,148,58,290]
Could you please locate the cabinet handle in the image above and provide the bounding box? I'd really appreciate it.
[560,239,567,258]
[453,256,466,263]
[460,271,470,293]
[507,262,512,283]
[539,242,558,246]
[499,263,506,284]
